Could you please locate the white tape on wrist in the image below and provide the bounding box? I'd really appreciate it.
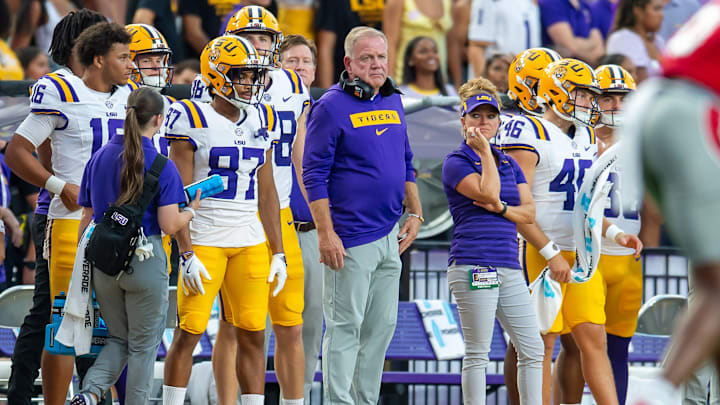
[183,207,196,219]
[0,220,5,234]
[605,224,624,242]
[539,241,561,261]
[44,175,66,195]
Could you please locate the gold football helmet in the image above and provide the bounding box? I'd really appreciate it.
[200,35,270,108]
[126,24,173,88]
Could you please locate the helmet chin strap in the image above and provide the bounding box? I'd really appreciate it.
[217,91,252,112]
[139,70,167,89]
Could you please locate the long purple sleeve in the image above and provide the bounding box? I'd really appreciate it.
[302,85,415,248]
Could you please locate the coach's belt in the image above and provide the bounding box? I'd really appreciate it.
[294,222,316,232]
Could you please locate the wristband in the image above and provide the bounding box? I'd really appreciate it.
[498,201,508,215]
[180,251,194,261]
[0,220,5,234]
[605,224,624,242]
[539,241,561,261]
[183,207,196,219]
[408,213,424,223]
[45,175,66,195]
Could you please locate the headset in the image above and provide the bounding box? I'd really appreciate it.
[339,70,401,100]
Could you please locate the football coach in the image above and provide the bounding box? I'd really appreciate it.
[302,26,423,405]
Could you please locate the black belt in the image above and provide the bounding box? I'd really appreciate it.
[294,222,316,232]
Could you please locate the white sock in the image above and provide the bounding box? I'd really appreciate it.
[241,394,265,405]
[162,385,187,405]
[281,399,304,405]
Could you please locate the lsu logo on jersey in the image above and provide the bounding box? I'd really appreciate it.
[349,110,401,128]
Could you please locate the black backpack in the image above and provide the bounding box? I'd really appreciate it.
[85,155,167,276]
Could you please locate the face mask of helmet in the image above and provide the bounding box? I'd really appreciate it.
[221,66,267,108]
[134,52,173,90]
[556,88,599,128]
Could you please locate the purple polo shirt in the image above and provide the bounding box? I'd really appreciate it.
[78,135,185,236]
[303,84,415,248]
[539,0,597,46]
[442,143,526,269]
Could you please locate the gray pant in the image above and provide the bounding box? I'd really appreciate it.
[82,235,169,404]
[682,268,720,404]
[299,229,323,403]
[322,225,401,405]
[448,264,544,405]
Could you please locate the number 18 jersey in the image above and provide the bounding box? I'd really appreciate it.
[17,71,133,219]
[498,115,597,250]
[264,69,311,209]
[162,99,280,247]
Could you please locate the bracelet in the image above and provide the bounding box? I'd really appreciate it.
[498,201,508,215]
[183,206,196,219]
[605,224,624,241]
[539,241,561,261]
[45,175,66,195]
[408,213,424,223]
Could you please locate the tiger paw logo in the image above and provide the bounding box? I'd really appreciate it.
[209,47,221,63]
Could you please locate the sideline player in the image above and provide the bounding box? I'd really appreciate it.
[555,64,642,405]
[498,59,640,405]
[6,22,134,405]
[621,1,720,402]
[6,9,107,405]
[125,23,176,156]
[208,7,309,404]
[126,23,179,271]
[161,35,286,405]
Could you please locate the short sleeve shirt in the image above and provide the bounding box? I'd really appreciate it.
[538,0,596,46]
[78,135,185,236]
[442,142,527,268]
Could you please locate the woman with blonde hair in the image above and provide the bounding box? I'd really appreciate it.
[442,77,544,404]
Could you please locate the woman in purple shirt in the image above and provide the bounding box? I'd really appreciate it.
[72,88,200,405]
[442,78,543,405]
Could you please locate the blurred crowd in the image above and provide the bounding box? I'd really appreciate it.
[0,0,705,292]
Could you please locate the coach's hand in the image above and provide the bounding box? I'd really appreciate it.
[399,215,421,254]
[180,251,212,295]
[319,229,346,271]
[547,254,571,283]
[269,253,287,296]
[615,232,644,258]
[60,183,81,212]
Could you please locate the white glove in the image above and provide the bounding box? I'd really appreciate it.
[180,251,211,296]
[135,228,154,262]
[268,253,287,297]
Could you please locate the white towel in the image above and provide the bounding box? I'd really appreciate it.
[530,144,619,333]
[55,222,95,355]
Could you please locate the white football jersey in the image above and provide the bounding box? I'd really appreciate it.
[264,69,311,208]
[499,115,597,250]
[162,99,280,247]
[190,73,211,103]
[601,162,642,255]
[152,95,177,156]
[18,71,133,219]
[468,0,541,56]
